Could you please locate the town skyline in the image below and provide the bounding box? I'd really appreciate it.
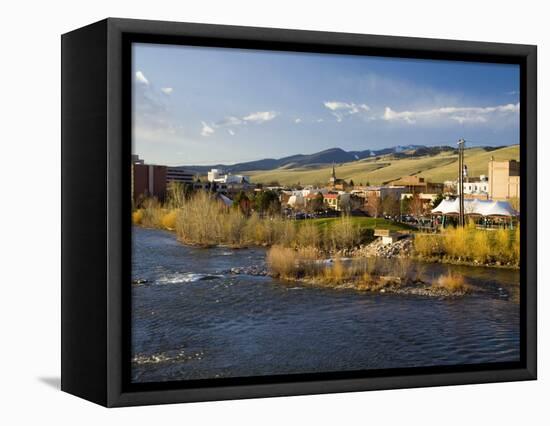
[133,43,520,166]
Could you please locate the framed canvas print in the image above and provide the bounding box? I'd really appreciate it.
[61,18,537,407]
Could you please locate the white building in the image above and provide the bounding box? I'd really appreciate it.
[207,168,250,184]
[444,175,490,196]
[462,175,489,195]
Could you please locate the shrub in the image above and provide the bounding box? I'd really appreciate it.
[296,221,321,248]
[323,257,346,284]
[161,210,178,230]
[394,257,414,281]
[414,224,519,266]
[433,271,471,293]
[271,217,297,247]
[493,228,512,262]
[243,213,268,245]
[414,233,441,257]
[329,216,361,250]
[140,199,165,228]
[132,210,143,225]
[442,226,468,259]
[222,211,247,246]
[267,245,299,278]
[174,191,223,245]
[471,229,491,263]
[512,227,520,265]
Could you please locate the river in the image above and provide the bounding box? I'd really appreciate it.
[131,227,520,383]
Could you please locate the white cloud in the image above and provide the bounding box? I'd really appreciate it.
[294,118,302,124]
[242,111,278,123]
[316,118,324,123]
[160,87,173,95]
[217,116,243,126]
[324,101,370,112]
[200,121,215,137]
[382,103,519,125]
[135,71,149,85]
[201,110,278,138]
[323,101,370,122]
[450,115,488,124]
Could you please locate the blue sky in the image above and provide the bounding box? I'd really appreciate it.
[133,43,520,165]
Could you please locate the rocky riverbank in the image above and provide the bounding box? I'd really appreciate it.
[272,274,473,298]
[227,259,472,299]
[332,236,413,259]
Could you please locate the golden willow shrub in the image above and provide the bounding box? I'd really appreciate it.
[434,271,471,293]
[413,234,442,257]
[132,210,143,225]
[134,193,371,250]
[329,216,361,250]
[414,223,520,266]
[266,245,300,279]
[161,210,178,230]
[296,221,321,249]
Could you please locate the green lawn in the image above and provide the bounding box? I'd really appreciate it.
[303,216,414,232]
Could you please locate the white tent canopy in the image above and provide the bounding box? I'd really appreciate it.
[432,198,518,217]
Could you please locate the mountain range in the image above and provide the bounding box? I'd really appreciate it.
[180,145,463,174]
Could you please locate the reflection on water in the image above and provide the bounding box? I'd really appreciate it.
[131,227,520,383]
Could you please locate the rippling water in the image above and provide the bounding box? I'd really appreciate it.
[131,227,520,383]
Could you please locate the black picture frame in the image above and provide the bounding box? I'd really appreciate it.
[61,17,537,407]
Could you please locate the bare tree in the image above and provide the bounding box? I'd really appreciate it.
[409,193,425,218]
[381,195,400,217]
[366,192,382,217]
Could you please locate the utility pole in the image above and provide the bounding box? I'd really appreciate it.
[457,138,465,227]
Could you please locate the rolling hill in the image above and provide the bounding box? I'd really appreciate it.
[244,145,519,186]
[181,145,428,174]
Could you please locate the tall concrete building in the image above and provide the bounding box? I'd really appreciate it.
[488,159,520,200]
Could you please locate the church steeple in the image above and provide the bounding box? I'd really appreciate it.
[331,163,336,179]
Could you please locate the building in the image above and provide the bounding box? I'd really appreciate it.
[132,154,144,165]
[283,188,327,209]
[351,186,405,216]
[131,155,145,204]
[389,175,443,194]
[328,164,348,191]
[133,163,167,202]
[400,192,439,216]
[132,159,197,203]
[462,175,490,199]
[488,159,520,200]
[207,168,223,182]
[401,192,439,203]
[323,192,351,211]
[444,175,490,199]
[207,168,250,185]
[351,186,405,201]
[166,167,195,185]
[204,168,253,194]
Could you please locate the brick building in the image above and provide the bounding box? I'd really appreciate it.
[133,164,167,203]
